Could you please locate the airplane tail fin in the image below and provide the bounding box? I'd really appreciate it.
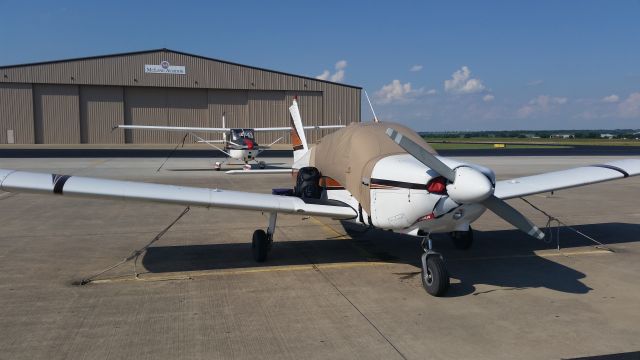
[289,98,309,166]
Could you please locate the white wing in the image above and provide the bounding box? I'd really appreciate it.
[117,125,344,132]
[253,125,345,132]
[494,159,640,200]
[0,169,356,219]
[118,125,228,132]
[225,169,293,175]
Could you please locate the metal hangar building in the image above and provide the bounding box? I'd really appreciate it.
[0,49,361,145]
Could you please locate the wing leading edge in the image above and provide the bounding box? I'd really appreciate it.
[494,159,640,200]
[0,169,357,219]
[117,125,345,133]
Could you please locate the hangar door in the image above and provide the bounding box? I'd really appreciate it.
[79,86,125,144]
[124,87,208,144]
[33,84,80,144]
[0,83,34,144]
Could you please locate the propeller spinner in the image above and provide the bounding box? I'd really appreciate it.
[386,128,545,240]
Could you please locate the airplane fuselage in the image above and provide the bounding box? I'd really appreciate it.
[323,153,490,236]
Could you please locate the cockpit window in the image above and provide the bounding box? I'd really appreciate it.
[230,129,255,141]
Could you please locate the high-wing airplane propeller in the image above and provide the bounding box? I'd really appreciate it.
[2,98,639,297]
[386,128,545,240]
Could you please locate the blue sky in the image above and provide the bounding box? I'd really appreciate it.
[1,0,639,131]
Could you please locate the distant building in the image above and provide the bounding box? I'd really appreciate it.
[550,134,574,139]
[600,133,615,139]
[0,49,361,145]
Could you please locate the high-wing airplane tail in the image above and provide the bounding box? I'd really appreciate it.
[289,98,309,166]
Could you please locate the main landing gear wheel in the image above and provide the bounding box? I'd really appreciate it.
[421,255,450,296]
[252,229,271,262]
[258,161,266,169]
[450,227,474,250]
[214,161,222,171]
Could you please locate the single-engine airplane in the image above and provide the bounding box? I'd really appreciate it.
[2,101,639,296]
[117,103,343,171]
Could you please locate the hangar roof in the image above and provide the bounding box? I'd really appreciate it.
[0,48,361,91]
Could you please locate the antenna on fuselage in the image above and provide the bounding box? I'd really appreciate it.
[364,89,379,123]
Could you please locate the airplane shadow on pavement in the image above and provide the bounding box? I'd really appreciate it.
[141,222,639,297]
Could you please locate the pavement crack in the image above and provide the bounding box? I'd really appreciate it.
[296,245,407,359]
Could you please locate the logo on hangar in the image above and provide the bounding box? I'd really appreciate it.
[144,60,186,75]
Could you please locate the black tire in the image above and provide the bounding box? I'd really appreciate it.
[421,256,450,296]
[258,161,266,169]
[252,229,269,262]
[450,228,473,250]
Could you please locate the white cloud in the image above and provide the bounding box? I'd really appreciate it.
[410,64,423,72]
[375,80,425,104]
[316,60,348,82]
[517,95,568,118]
[483,94,495,102]
[517,105,534,118]
[315,70,330,81]
[602,94,619,103]
[618,92,640,118]
[444,66,486,94]
[426,89,437,95]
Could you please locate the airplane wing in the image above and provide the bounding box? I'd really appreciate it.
[225,169,293,175]
[117,125,229,132]
[494,159,640,200]
[253,125,346,132]
[0,169,357,219]
[117,125,344,132]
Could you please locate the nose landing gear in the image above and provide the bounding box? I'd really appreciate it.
[420,236,450,296]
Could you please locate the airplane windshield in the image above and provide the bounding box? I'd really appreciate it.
[230,129,255,141]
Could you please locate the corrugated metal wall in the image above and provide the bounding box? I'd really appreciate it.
[124,87,169,144]
[208,90,248,130]
[33,84,80,144]
[248,91,287,144]
[79,86,124,144]
[167,88,208,143]
[0,49,361,145]
[0,83,34,143]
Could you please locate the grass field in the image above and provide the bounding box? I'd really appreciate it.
[425,137,640,147]
[428,142,571,150]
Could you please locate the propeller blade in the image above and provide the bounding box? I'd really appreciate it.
[386,128,456,181]
[482,195,545,240]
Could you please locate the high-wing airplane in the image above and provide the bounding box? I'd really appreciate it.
[117,105,343,171]
[2,101,639,296]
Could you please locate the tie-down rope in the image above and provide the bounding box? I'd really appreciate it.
[520,198,613,252]
[78,206,191,285]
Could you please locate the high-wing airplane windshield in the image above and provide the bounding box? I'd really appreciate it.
[231,129,255,140]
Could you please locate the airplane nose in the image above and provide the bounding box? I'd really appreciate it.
[446,166,494,204]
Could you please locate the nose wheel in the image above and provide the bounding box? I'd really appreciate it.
[420,236,450,296]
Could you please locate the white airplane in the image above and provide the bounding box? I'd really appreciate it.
[2,102,639,296]
[117,105,343,171]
